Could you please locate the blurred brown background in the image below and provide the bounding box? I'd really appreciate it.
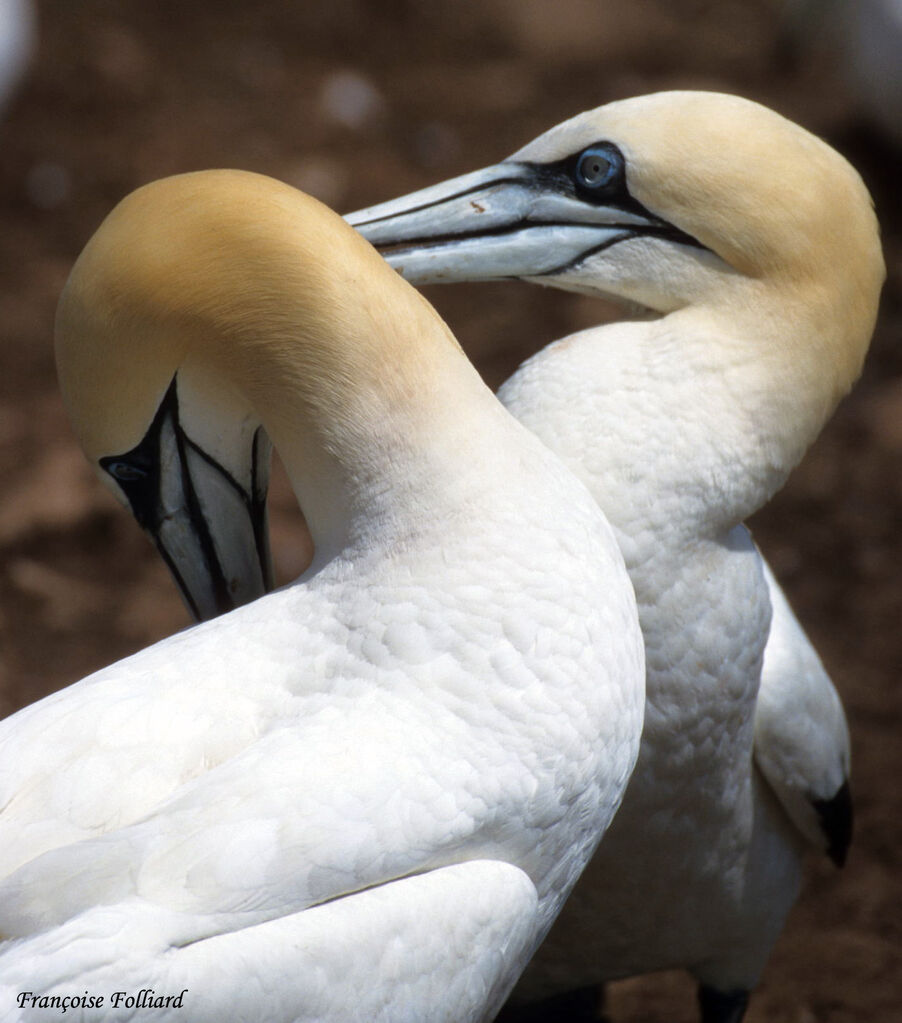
[0,1,899,1019]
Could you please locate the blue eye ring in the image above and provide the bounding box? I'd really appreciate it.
[574,143,624,194]
[105,460,148,482]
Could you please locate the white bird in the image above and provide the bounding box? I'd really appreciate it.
[346,91,884,1021]
[0,171,645,1022]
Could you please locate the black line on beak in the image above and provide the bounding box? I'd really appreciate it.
[100,376,235,619]
[535,224,706,276]
[250,427,274,591]
[351,173,531,229]
[362,160,705,259]
[171,390,235,617]
[153,537,202,621]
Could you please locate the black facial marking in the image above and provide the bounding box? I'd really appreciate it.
[250,426,274,591]
[528,140,697,235]
[99,375,265,618]
[105,460,149,482]
[364,141,705,272]
[99,384,175,533]
[179,423,274,592]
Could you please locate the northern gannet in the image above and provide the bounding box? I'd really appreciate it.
[0,171,645,1022]
[346,92,884,1021]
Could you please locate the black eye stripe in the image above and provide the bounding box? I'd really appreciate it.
[521,142,705,252]
[358,139,706,257]
[523,143,662,223]
[99,382,177,530]
[523,141,630,207]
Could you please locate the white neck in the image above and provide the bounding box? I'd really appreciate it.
[245,341,509,562]
[498,297,843,549]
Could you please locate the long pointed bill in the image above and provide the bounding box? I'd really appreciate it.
[345,161,672,285]
[100,379,274,622]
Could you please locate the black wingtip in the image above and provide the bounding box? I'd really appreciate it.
[813,778,853,867]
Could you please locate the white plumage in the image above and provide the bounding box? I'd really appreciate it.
[0,172,645,1022]
[347,91,883,1019]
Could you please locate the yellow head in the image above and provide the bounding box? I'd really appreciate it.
[55,170,466,619]
[350,91,884,421]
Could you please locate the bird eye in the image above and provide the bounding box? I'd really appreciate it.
[574,144,624,195]
[105,461,148,482]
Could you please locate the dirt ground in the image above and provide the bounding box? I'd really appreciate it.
[0,1,900,1019]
